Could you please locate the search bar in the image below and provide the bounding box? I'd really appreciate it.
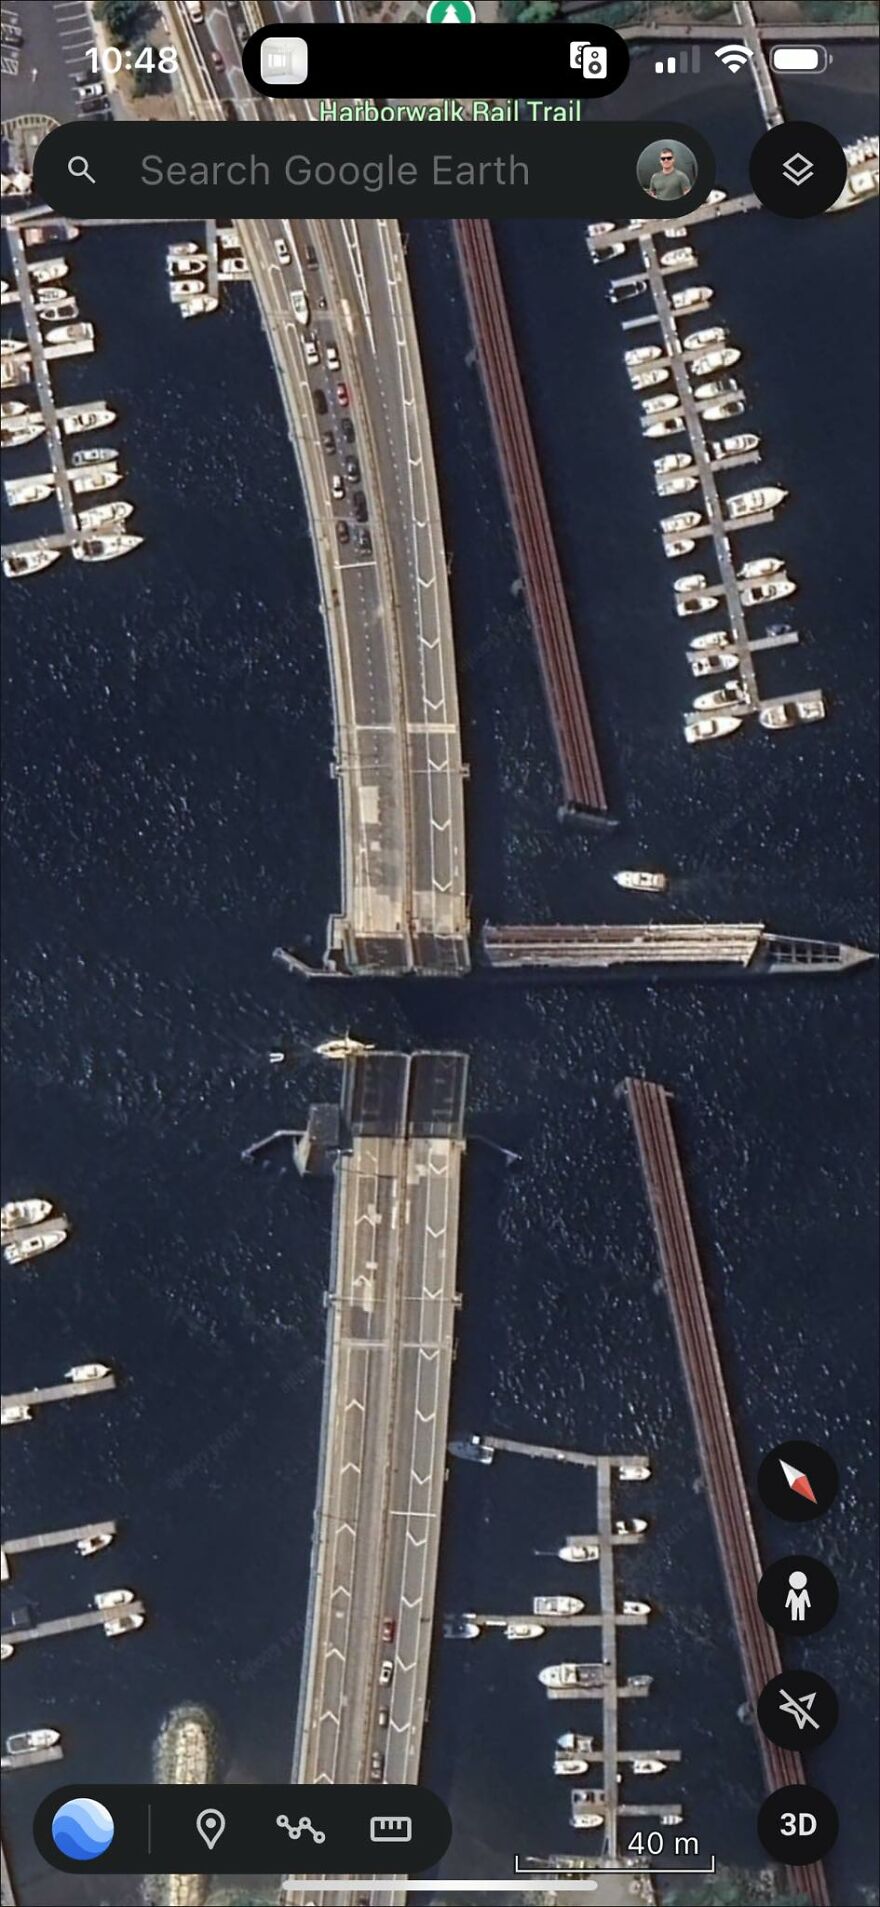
[32,120,714,221]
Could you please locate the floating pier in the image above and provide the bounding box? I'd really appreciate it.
[1,1522,116,1583]
[460,1439,675,1868]
[1,1600,145,1648]
[1,1372,116,1415]
[0,1743,63,1772]
[455,219,608,817]
[483,1437,647,1470]
[623,1078,829,1907]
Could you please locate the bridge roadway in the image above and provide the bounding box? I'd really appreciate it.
[283,1052,467,1905]
[170,9,469,977]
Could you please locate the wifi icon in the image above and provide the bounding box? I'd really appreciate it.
[716,41,755,72]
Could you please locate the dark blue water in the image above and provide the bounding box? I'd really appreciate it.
[2,58,878,1907]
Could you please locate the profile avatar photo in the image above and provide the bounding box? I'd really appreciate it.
[637,139,698,203]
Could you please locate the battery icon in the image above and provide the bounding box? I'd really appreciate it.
[771,46,828,73]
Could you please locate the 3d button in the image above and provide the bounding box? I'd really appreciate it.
[757,1784,838,1863]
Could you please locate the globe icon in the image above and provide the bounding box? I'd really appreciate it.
[51,1798,115,1861]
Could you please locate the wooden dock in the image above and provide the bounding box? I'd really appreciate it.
[624,1078,829,1907]
[1,1373,116,1413]
[1,1599,144,1647]
[1,1521,116,1583]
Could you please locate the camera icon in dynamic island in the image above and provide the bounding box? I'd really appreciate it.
[570,41,608,79]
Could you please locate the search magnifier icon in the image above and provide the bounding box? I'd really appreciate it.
[68,155,95,185]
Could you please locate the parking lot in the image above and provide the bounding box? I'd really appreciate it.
[0,0,102,132]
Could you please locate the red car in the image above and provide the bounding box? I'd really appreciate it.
[381,1617,395,1643]
[335,382,349,408]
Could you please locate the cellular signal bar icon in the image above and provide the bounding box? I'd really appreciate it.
[654,49,701,76]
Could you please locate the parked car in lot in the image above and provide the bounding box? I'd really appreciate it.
[81,99,111,116]
[322,431,336,455]
[378,1707,389,1729]
[305,244,318,269]
[312,388,328,416]
[352,492,368,524]
[304,338,320,368]
[336,520,350,545]
[381,1618,396,1643]
[358,527,372,555]
[331,474,345,501]
[345,458,360,482]
[379,1658,393,1686]
[275,237,291,266]
[326,343,340,372]
[76,82,104,100]
[335,381,350,407]
[369,1750,384,1782]
[340,417,356,444]
[210,49,224,70]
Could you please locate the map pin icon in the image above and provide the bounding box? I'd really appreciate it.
[196,1809,226,1852]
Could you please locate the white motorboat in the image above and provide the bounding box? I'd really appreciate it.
[727,486,787,519]
[690,652,740,677]
[315,1035,376,1060]
[179,296,219,319]
[682,325,727,350]
[664,537,696,557]
[653,452,693,474]
[505,1622,544,1640]
[693,684,749,712]
[740,577,797,606]
[613,871,668,893]
[558,1543,600,1563]
[625,345,663,367]
[644,417,686,438]
[66,1363,111,1382]
[656,474,699,496]
[629,366,670,390]
[76,1531,114,1556]
[1,1404,33,1426]
[684,714,744,743]
[619,1463,651,1481]
[104,1612,145,1636]
[690,346,741,374]
[6,1729,60,1754]
[703,398,746,421]
[676,593,722,618]
[94,1588,135,1609]
[739,557,784,578]
[71,534,143,563]
[660,511,702,534]
[4,1225,67,1260]
[641,393,679,415]
[622,1600,652,1617]
[533,1596,584,1616]
[2,1198,53,1232]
